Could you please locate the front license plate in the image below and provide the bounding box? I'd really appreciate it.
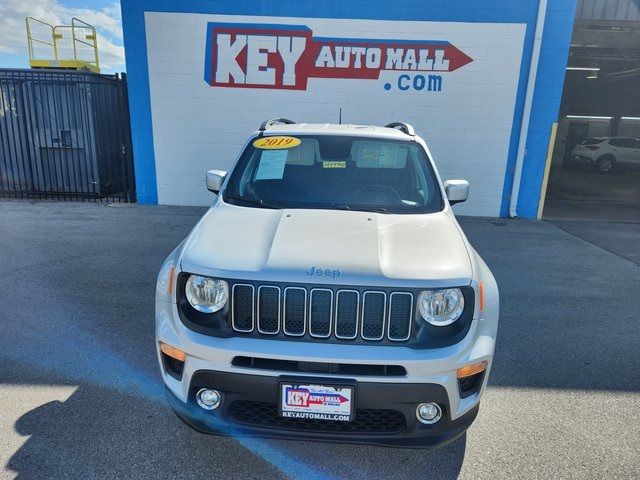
[279,383,354,422]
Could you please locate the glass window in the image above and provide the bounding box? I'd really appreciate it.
[612,138,637,148]
[224,135,443,214]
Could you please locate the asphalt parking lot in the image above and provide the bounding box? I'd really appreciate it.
[1,201,639,479]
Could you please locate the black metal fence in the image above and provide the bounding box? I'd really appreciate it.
[0,69,135,202]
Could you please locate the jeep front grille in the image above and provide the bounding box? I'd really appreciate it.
[362,291,386,340]
[231,283,413,343]
[335,290,359,339]
[257,286,280,334]
[231,284,254,332]
[283,287,306,336]
[309,288,332,338]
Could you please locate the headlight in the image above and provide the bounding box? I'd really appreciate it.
[185,275,228,313]
[418,288,465,326]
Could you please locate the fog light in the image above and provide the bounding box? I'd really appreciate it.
[196,388,221,410]
[416,402,442,424]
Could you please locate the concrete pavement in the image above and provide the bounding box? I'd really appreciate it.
[1,201,639,479]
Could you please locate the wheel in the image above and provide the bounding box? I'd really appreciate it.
[596,155,615,173]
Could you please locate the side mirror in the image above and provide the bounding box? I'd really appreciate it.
[206,170,227,194]
[444,179,469,205]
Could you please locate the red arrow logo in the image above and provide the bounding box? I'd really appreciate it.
[205,23,473,90]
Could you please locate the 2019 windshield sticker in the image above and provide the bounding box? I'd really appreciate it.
[204,22,473,92]
[253,136,302,149]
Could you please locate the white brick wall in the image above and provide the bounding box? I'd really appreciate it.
[145,12,525,216]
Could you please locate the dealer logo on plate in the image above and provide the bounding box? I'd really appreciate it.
[285,388,349,407]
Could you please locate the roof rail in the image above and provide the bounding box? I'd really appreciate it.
[259,118,296,131]
[384,122,415,136]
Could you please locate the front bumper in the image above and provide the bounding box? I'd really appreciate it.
[156,288,497,448]
[166,370,479,448]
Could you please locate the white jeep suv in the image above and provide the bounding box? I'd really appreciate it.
[155,119,499,447]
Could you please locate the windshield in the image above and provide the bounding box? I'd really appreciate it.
[223,135,443,214]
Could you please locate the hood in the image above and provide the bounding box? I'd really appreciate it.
[180,202,473,288]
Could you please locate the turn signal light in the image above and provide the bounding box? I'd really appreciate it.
[159,342,186,362]
[457,361,487,379]
[167,266,176,295]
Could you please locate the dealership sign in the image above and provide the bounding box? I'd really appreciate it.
[204,22,473,91]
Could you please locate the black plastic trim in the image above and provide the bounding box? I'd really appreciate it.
[231,356,407,376]
[164,370,480,448]
[458,371,485,399]
[176,273,475,349]
[161,352,184,380]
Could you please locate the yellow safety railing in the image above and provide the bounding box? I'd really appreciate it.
[26,16,100,73]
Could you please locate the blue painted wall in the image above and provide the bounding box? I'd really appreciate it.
[121,0,576,216]
[512,1,576,218]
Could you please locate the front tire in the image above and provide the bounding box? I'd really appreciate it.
[596,155,615,173]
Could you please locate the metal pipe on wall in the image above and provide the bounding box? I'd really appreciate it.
[509,0,548,218]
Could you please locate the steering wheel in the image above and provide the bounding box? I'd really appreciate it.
[354,184,403,202]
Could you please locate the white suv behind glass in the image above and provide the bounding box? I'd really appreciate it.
[155,119,499,448]
[571,137,640,173]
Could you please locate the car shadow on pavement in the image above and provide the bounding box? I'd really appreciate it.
[6,375,466,480]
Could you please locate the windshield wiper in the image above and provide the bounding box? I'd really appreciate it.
[332,204,388,214]
[353,206,388,213]
[224,195,281,209]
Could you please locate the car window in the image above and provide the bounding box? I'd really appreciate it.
[609,139,624,147]
[224,135,443,214]
[622,139,639,148]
